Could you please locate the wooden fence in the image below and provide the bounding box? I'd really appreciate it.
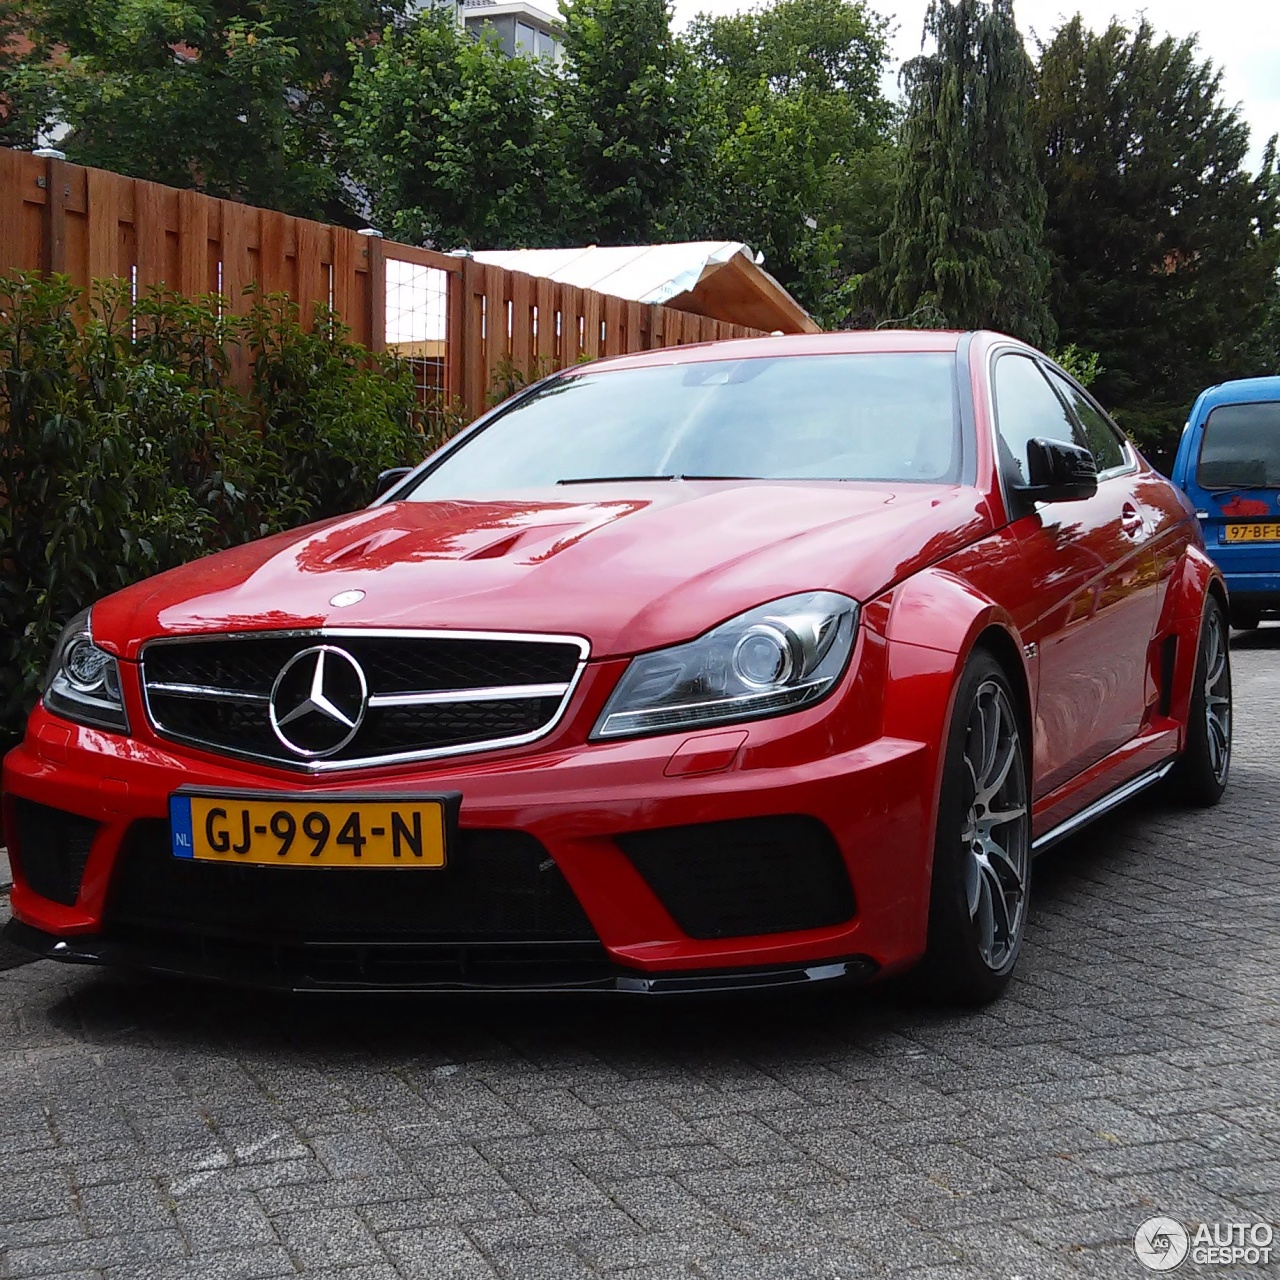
[0,148,768,418]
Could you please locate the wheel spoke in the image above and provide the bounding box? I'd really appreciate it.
[981,861,1013,947]
[972,868,996,965]
[976,732,1018,806]
[983,804,1026,828]
[980,837,1024,896]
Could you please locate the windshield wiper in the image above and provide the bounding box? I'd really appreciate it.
[556,475,675,485]
[555,474,761,485]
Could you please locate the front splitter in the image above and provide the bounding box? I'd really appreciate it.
[3,919,878,996]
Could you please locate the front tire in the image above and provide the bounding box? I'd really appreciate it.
[919,652,1032,1005]
[1230,603,1260,631]
[1170,596,1231,807]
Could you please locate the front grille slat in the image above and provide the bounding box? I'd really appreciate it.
[141,630,586,770]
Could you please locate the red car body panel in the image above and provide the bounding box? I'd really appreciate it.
[2,329,1223,991]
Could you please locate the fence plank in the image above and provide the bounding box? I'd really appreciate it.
[581,287,601,362]
[133,177,167,293]
[534,277,557,371]
[176,189,209,296]
[509,269,532,378]
[331,228,358,335]
[483,264,506,399]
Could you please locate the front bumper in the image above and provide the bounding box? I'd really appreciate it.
[3,680,935,990]
[3,918,877,994]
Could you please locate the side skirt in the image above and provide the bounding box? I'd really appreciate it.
[1031,758,1177,856]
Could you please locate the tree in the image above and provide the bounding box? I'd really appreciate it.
[0,2,48,146]
[876,0,1054,345]
[337,10,560,250]
[1035,17,1280,451]
[26,0,404,219]
[556,0,717,243]
[687,0,895,326]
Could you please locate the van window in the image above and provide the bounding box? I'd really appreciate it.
[1197,402,1280,489]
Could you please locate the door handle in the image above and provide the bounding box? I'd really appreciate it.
[1120,502,1146,537]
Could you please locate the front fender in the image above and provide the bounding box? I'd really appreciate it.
[861,569,1031,960]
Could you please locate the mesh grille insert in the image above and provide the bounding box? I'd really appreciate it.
[10,798,100,906]
[616,815,855,939]
[105,820,600,945]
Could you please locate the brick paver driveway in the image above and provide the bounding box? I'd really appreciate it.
[2,631,1277,1280]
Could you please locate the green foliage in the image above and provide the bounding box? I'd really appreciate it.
[487,353,555,406]
[1035,18,1280,453]
[1049,343,1102,387]
[23,0,405,219]
[0,272,421,747]
[556,0,718,243]
[0,1,49,146]
[337,10,561,249]
[687,0,895,323]
[876,0,1054,346]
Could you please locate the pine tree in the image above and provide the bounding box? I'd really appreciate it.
[1035,17,1280,452]
[876,0,1054,345]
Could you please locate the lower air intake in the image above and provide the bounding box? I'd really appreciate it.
[616,815,855,939]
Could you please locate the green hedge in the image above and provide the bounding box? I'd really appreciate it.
[0,272,432,750]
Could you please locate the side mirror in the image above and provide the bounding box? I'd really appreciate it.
[373,466,412,501]
[1015,438,1098,502]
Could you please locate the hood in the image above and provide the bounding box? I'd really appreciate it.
[92,482,992,660]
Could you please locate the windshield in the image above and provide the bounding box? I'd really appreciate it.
[1197,401,1280,489]
[405,352,963,499]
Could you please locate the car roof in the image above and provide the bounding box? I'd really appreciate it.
[575,328,968,374]
[1193,376,1280,412]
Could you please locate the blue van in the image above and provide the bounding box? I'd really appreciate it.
[1171,376,1280,629]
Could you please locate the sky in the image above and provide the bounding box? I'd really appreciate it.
[664,0,1280,175]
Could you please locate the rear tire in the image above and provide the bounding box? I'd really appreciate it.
[1230,604,1260,631]
[1170,596,1231,807]
[919,651,1031,1006]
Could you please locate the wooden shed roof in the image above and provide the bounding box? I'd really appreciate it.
[471,242,820,335]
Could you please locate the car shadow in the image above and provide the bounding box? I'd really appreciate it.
[26,795,1179,1066]
[1230,621,1280,650]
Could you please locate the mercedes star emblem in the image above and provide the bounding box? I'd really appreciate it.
[268,645,368,758]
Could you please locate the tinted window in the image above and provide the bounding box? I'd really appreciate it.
[407,353,963,498]
[1197,401,1280,489]
[993,354,1080,486]
[1043,368,1127,472]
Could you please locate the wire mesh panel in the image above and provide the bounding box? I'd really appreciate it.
[385,253,451,414]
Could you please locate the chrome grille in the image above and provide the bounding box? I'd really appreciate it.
[141,629,588,771]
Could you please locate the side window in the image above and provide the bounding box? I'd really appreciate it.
[1043,367,1127,473]
[992,354,1081,486]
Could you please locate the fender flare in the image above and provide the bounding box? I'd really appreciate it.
[862,569,1033,959]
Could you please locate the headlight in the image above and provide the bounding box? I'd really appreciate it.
[592,591,858,740]
[42,608,130,733]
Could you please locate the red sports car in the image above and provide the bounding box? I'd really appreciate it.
[2,330,1231,1003]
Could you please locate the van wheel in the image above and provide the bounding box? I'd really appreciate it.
[1230,604,1260,631]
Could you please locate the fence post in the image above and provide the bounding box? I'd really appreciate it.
[42,155,68,275]
[365,233,386,355]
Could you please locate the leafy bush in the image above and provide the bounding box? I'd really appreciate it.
[0,272,422,749]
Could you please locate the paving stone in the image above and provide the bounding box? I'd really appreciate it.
[1,633,1277,1280]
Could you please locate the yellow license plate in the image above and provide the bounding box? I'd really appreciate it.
[169,792,449,867]
[1225,522,1280,543]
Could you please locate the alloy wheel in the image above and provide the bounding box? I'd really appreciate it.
[1203,608,1231,785]
[960,680,1030,971]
